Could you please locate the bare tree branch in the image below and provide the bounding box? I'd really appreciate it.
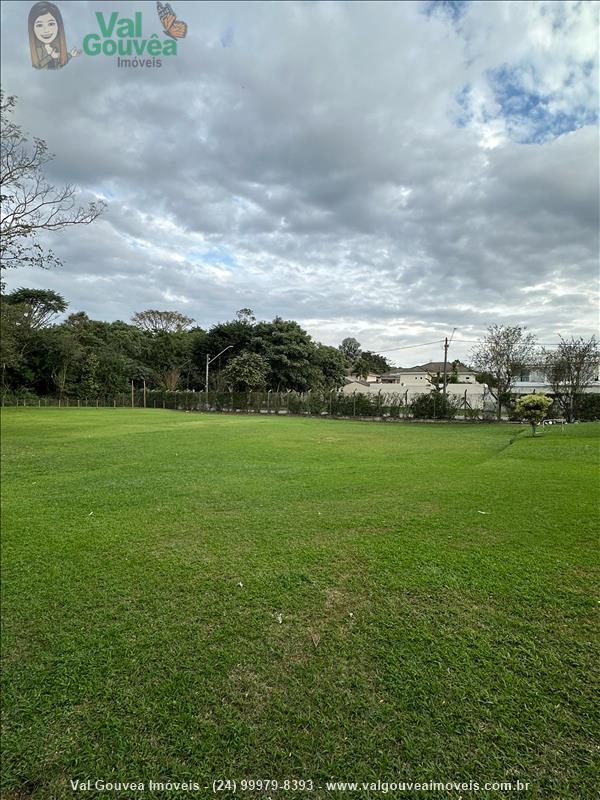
[0,89,106,273]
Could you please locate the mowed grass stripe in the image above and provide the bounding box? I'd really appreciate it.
[1,410,599,799]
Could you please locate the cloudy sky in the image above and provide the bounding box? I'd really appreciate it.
[1,0,598,364]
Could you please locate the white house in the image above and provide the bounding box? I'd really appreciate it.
[512,365,600,396]
[341,360,489,408]
[378,361,478,387]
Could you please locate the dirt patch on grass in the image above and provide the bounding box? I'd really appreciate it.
[228,663,276,706]
[417,501,442,515]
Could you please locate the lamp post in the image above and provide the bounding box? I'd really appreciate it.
[205,346,233,408]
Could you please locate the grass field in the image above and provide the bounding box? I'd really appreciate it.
[1,409,599,799]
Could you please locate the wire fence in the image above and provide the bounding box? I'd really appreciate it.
[1,389,498,421]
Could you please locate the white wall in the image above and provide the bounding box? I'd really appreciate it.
[341,381,491,408]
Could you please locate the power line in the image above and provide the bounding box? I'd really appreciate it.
[375,338,444,354]
[452,339,564,345]
[375,337,566,356]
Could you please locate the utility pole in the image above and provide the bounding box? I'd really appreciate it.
[442,337,449,399]
[131,380,134,408]
[143,378,146,408]
[442,328,457,399]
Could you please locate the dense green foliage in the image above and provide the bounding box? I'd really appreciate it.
[409,390,460,419]
[1,411,598,798]
[353,351,392,377]
[337,337,391,378]
[573,392,600,420]
[221,352,269,390]
[1,296,350,397]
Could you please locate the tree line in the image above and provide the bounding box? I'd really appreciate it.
[2,293,597,425]
[0,294,394,398]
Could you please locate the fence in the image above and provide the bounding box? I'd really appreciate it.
[1,389,497,421]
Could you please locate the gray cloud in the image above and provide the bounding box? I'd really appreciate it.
[1,0,598,364]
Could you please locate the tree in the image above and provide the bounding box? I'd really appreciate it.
[236,308,256,323]
[221,352,268,391]
[131,309,194,334]
[0,288,68,391]
[192,318,253,389]
[543,335,599,422]
[427,362,460,390]
[4,287,67,330]
[143,330,192,390]
[80,352,101,399]
[427,371,443,391]
[338,337,362,366]
[312,345,347,389]
[42,328,81,398]
[251,317,317,391]
[355,350,391,375]
[0,91,105,273]
[60,313,152,394]
[471,325,537,420]
[449,359,461,384]
[516,393,553,436]
[0,301,25,389]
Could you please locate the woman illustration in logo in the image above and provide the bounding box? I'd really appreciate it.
[28,1,80,69]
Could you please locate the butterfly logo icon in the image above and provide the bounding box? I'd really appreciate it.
[156,1,187,40]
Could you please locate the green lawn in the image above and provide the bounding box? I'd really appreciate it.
[1,410,599,799]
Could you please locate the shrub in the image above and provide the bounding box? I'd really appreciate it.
[515,393,553,435]
[409,391,459,420]
[573,393,600,421]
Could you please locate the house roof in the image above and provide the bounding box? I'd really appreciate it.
[420,361,472,373]
[379,361,472,378]
[343,377,369,387]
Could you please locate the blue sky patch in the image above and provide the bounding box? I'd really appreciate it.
[453,84,472,128]
[195,248,237,267]
[220,25,235,48]
[422,0,471,24]
[488,64,598,143]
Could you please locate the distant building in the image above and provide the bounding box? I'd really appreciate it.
[341,360,488,406]
[378,361,477,386]
[345,371,381,384]
[512,365,600,396]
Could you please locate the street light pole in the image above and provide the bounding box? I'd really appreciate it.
[205,346,233,409]
[205,355,209,408]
